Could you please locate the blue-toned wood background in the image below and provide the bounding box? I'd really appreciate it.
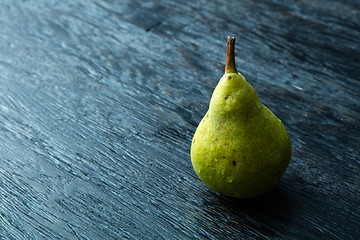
[0,0,359,239]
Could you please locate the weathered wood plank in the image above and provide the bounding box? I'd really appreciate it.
[0,0,359,239]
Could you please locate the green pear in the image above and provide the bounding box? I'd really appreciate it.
[191,36,291,199]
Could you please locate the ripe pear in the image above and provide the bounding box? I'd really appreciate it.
[191,36,291,199]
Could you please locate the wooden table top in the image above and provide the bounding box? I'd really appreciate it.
[0,0,359,239]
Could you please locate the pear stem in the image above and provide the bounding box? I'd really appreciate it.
[225,36,238,74]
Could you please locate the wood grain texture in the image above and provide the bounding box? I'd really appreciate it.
[0,0,359,239]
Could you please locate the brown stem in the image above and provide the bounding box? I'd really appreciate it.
[225,36,237,74]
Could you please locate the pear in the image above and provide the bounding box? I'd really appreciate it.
[191,36,291,199]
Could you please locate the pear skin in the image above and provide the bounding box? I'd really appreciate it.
[191,36,291,199]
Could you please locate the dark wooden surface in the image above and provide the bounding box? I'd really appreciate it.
[0,0,359,239]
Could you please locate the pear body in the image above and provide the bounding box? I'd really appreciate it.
[191,72,291,199]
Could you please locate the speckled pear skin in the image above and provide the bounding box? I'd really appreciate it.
[191,37,291,199]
